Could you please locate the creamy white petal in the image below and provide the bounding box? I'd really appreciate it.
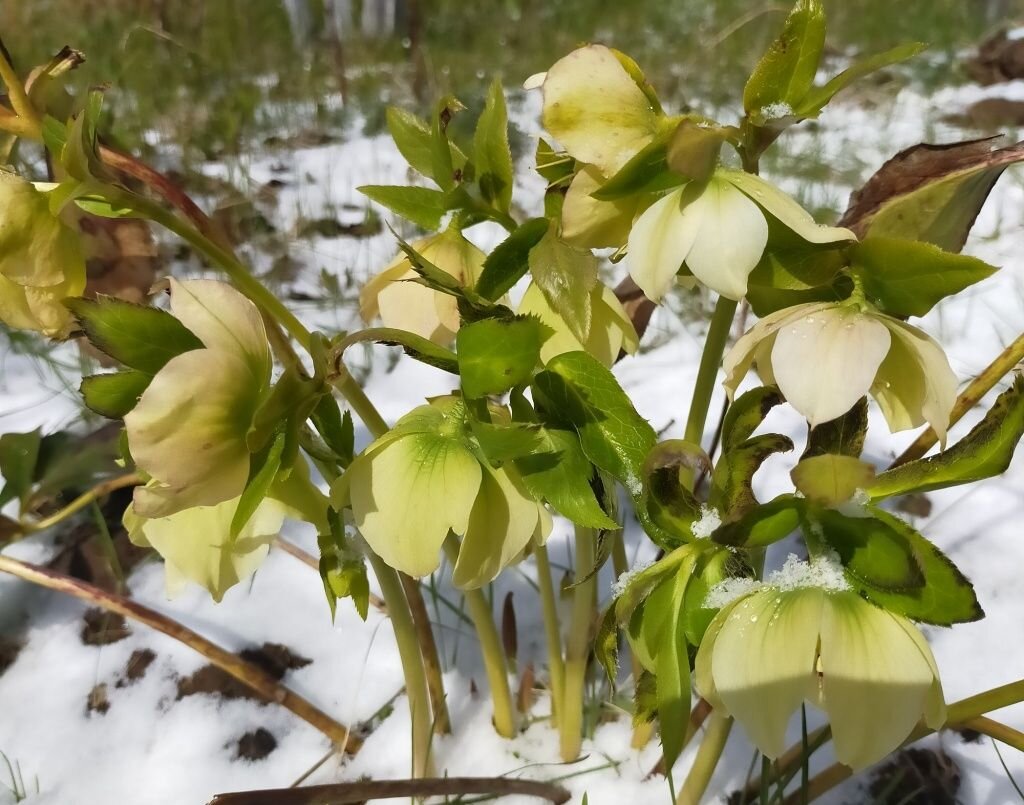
[561,166,638,249]
[627,188,698,302]
[0,174,83,288]
[873,317,957,446]
[523,71,546,90]
[377,273,458,343]
[721,302,829,397]
[710,588,824,758]
[820,594,940,770]
[722,170,856,245]
[347,433,482,578]
[169,279,270,382]
[684,180,769,301]
[541,45,660,176]
[772,308,891,427]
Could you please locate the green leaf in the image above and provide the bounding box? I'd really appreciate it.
[850,237,997,317]
[712,495,803,548]
[431,96,467,192]
[311,398,354,466]
[791,454,875,506]
[457,316,545,398]
[528,222,599,343]
[0,430,41,509]
[386,106,466,181]
[80,371,152,419]
[535,138,575,185]
[532,351,657,498]
[815,507,923,591]
[231,429,286,539]
[318,510,369,620]
[722,386,785,452]
[65,296,204,374]
[870,375,1024,500]
[803,398,868,459]
[472,421,546,463]
[666,121,727,183]
[473,78,514,214]
[743,0,826,119]
[358,185,447,230]
[796,42,927,118]
[656,569,692,770]
[514,427,618,530]
[590,130,680,200]
[640,440,707,543]
[823,507,983,625]
[475,217,550,301]
[711,433,794,520]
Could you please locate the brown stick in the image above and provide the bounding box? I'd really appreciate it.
[207,776,571,805]
[0,553,358,752]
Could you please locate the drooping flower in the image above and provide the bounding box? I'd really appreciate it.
[360,228,485,344]
[332,396,551,589]
[722,301,957,441]
[695,556,945,770]
[0,172,86,337]
[124,278,272,517]
[627,169,854,302]
[518,281,638,367]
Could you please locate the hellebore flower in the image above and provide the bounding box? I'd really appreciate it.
[627,169,854,302]
[696,556,946,770]
[722,301,957,441]
[124,279,272,517]
[360,228,485,344]
[518,281,638,367]
[0,172,86,337]
[332,396,551,589]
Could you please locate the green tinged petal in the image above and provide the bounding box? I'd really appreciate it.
[626,187,696,302]
[561,166,638,249]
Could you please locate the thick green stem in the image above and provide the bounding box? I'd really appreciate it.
[684,297,738,448]
[676,713,733,805]
[560,527,596,761]
[610,533,651,749]
[400,573,451,735]
[366,551,434,777]
[534,542,565,726]
[442,536,517,738]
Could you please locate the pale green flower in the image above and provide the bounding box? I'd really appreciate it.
[0,172,86,337]
[723,301,957,441]
[124,278,272,517]
[696,566,945,770]
[360,228,485,345]
[627,169,854,302]
[333,397,551,588]
[518,280,638,367]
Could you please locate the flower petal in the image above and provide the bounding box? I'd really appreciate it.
[721,303,827,398]
[772,308,891,427]
[872,317,957,445]
[684,180,769,301]
[820,593,941,770]
[561,166,638,249]
[169,279,270,382]
[709,588,824,759]
[125,349,257,514]
[0,174,83,287]
[722,170,856,245]
[377,274,458,343]
[627,187,697,302]
[453,463,540,589]
[348,432,482,578]
[541,45,661,176]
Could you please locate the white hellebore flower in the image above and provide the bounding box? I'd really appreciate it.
[333,396,551,589]
[125,279,272,517]
[723,301,957,441]
[696,557,945,770]
[628,169,854,302]
[360,228,485,345]
[0,172,86,337]
[518,281,638,368]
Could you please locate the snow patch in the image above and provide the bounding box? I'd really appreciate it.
[690,505,722,539]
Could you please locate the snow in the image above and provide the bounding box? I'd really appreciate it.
[3,62,1024,805]
[690,505,722,539]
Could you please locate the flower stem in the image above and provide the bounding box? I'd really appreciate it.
[400,572,452,734]
[684,297,738,448]
[14,472,142,535]
[892,331,1024,466]
[0,553,357,750]
[676,713,733,805]
[610,533,651,749]
[365,551,435,777]
[0,42,42,136]
[560,527,596,761]
[534,542,565,726]
[442,535,517,738]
